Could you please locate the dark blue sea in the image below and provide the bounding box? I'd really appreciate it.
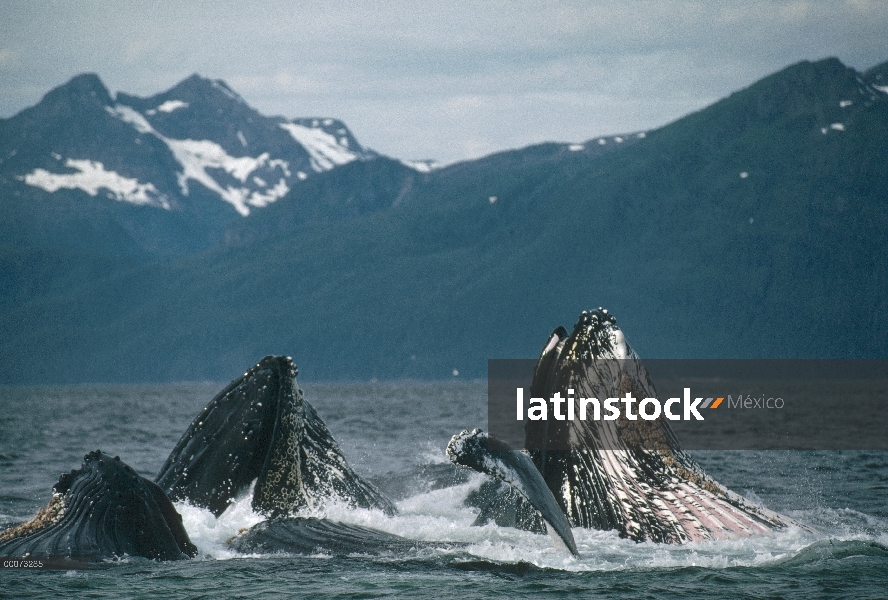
[1,381,887,599]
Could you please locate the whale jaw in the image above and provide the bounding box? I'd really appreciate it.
[526,308,801,543]
[0,451,197,560]
[156,355,395,518]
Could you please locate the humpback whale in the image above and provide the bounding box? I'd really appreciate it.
[156,355,395,518]
[0,358,401,561]
[0,451,197,560]
[2,322,806,561]
[453,308,802,544]
[229,517,462,556]
[157,355,579,556]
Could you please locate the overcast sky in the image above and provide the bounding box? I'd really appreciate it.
[2,1,887,164]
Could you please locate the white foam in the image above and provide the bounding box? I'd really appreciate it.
[172,470,885,573]
[22,159,169,208]
[177,488,264,560]
[418,441,451,465]
[322,478,824,571]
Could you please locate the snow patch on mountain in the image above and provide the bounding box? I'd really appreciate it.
[105,104,290,216]
[167,138,289,214]
[22,159,169,208]
[278,122,359,172]
[157,100,189,113]
[400,159,440,173]
[109,104,153,133]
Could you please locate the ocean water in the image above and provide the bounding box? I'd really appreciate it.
[1,381,886,599]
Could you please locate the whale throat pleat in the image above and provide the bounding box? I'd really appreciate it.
[0,451,196,560]
[524,309,802,543]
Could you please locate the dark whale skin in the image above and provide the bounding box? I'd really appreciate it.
[230,517,460,556]
[156,355,395,518]
[0,450,196,560]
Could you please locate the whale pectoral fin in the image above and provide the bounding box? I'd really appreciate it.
[0,451,197,560]
[447,429,578,557]
[465,479,546,533]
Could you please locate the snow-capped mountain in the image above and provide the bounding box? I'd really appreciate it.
[0,73,439,258]
[1,73,379,218]
[2,57,888,384]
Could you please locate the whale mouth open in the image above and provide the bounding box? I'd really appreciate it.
[155,355,395,518]
[1,315,812,561]
[453,308,806,544]
[0,450,197,561]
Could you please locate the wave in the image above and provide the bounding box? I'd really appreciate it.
[175,468,888,573]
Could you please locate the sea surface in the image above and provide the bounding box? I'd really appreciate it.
[1,381,887,599]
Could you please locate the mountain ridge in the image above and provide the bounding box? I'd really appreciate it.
[0,72,391,259]
[1,56,886,383]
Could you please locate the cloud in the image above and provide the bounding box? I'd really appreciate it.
[0,1,886,163]
[0,48,14,70]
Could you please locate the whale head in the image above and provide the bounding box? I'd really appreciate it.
[0,451,196,560]
[156,355,395,518]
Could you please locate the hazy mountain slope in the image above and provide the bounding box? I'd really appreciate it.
[1,58,885,383]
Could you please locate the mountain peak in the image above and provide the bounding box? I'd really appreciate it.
[162,74,246,106]
[40,73,113,111]
[1,68,383,225]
